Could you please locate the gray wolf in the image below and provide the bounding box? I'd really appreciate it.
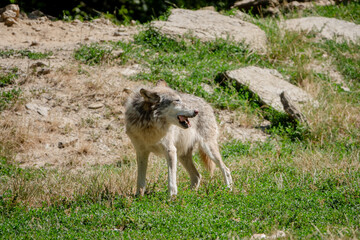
[125,80,232,196]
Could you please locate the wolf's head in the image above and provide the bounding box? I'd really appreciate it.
[139,80,198,129]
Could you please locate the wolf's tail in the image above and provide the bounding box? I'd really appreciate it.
[199,147,215,175]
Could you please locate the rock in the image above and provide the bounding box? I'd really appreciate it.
[30,62,47,68]
[152,9,267,51]
[201,83,215,95]
[5,4,20,17]
[119,64,142,77]
[2,9,17,20]
[200,6,216,11]
[283,17,360,43]
[250,230,286,239]
[224,126,268,142]
[233,0,269,10]
[280,91,308,123]
[232,0,335,14]
[4,17,17,26]
[221,66,314,112]
[1,5,19,26]
[233,10,253,22]
[269,230,286,239]
[114,31,129,37]
[58,138,78,149]
[112,49,125,57]
[71,19,81,25]
[30,41,39,46]
[25,103,49,117]
[250,233,267,239]
[28,10,44,19]
[284,0,335,11]
[88,103,104,109]
[37,68,51,75]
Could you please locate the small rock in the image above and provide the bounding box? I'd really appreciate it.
[28,10,45,19]
[200,6,216,11]
[4,17,17,26]
[72,19,81,25]
[114,31,129,37]
[58,138,78,149]
[30,61,46,68]
[112,49,124,57]
[25,103,49,117]
[30,41,39,46]
[37,68,51,75]
[88,103,103,109]
[119,64,142,77]
[32,27,41,32]
[269,230,286,239]
[201,83,214,94]
[251,233,266,239]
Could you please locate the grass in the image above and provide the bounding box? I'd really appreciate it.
[0,49,53,60]
[0,68,21,112]
[2,2,360,239]
[0,140,359,238]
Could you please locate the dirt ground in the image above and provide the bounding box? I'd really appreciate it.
[0,16,268,168]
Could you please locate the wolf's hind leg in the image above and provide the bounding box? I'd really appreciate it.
[200,141,233,189]
[179,149,201,189]
[136,150,150,196]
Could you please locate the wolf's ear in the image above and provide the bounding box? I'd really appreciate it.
[156,79,168,87]
[140,89,160,103]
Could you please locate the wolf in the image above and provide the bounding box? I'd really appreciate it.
[125,80,232,196]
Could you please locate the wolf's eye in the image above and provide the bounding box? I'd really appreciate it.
[174,99,181,103]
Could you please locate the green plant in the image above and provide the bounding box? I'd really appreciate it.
[0,49,53,60]
[0,89,21,111]
[74,43,114,65]
[0,68,18,87]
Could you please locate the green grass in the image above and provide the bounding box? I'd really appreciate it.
[0,49,53,60]
[1,140,359,239]
[0,68,18,88]
[0,68,21,111]
[74,43,115,65]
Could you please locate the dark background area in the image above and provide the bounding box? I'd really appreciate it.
[3,0,237,23]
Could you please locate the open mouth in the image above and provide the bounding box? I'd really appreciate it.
[177,110,198,129]
[177,115,191,128]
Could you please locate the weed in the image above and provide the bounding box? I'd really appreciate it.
[0,49,53,60]
[74,43,110,65]
[0,89,21,112]
[0,68,18,87]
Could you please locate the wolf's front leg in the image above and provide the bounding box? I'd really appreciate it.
[136,150,150,196]
[165,145,178,196]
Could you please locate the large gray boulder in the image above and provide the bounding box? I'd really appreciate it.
[284,17,360,43]
[223,66,314,112]
[152,9,267,51]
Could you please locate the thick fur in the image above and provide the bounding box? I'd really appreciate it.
[125,81,232,196]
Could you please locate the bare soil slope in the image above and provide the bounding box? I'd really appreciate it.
[0,17,267,168]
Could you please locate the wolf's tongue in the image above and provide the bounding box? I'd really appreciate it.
[179,116,187,122]
[179,115,191,127]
